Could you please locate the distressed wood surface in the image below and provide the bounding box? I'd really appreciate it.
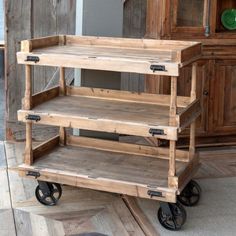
[5,0,76,140]
[5,142,150,236]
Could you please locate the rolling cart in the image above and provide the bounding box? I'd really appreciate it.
[17,35,202,231]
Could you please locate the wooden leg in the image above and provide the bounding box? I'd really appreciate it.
[169,140,176,177]
[169,76,177,126]
[59,127,66,146]
[24,65,32,110]
[59,67,66,95]
[189,63,197,159]
[24,122,33,165]
[59,67,67,146]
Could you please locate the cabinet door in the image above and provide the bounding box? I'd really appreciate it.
[209,60,236,134]
[171,0,207,34]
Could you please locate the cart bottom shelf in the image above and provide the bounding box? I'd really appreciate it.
[18,139,199,202]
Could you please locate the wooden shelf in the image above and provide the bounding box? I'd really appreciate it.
[18,86,201,140]
[18,135,200,203]
[16,35,201,76]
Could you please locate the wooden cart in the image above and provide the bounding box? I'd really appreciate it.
[17,35,202,231]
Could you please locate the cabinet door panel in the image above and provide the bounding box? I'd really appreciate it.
[209,60,236,134]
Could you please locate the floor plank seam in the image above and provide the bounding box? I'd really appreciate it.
[4,142,18,236]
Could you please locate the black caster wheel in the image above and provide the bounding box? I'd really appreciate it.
[158,201,186,231]
[178,180,201,207]
[35,182,62,206]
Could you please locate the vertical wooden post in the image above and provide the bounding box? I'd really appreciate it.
[59,67,66,95]
[189,63,197,158]
[169,76,177,178]
[59,67,66,145]
[24,65,32,110]
[24,65,33,165]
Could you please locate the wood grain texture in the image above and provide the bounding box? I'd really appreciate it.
[5,0,76,139]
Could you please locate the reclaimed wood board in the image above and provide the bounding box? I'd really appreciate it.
[5,142,150,236]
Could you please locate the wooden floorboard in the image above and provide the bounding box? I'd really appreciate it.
[0,141,17,236]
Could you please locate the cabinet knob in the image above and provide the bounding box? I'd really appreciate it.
[203,90,209,96]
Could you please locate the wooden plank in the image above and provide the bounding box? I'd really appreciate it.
[18,107,178,141]
[21,36,59,52]
[33,135,60,161]
[17,51,180,76]
[123,196,159,236]
[67,135,189,162]
[32,86,59,108]
[65,35,200,51]
[18,142,182,202]
[178,99,201,131]
[67,86,191,107]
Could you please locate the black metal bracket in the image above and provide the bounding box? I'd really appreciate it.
[25,56,40,63]
[149,128,165,136]
[25,114,41,122]
[26,171,40,179]
[147,190,163,198]
[150,65,167,72]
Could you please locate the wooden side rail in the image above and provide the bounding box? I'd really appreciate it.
[67,135,190,162]
[21,36,61,52]
[67,86,191,107]
[33,135,60,161]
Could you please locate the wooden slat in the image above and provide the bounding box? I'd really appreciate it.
[123,196,160,236]
[67,135,189,162]
[32,86,59,107]
[33,135,60,161]
[178,99,201,131]
[21,36,60,52]
[17,51,180,76]
[65,35,200,51]
[17,107,178,141]
[67,86,191,107]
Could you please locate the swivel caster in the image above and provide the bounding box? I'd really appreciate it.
[157,201,186,231]
[35,181,62,206]
[178,180,201,207]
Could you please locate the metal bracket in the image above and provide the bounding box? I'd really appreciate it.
[147,190,163,198]
[149,128,165,136]
[150,65,167,72]
[25,56,40,63]
[25,114,41,122]
[26,171,40,178]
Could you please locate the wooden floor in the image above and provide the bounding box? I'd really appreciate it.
[2,141,236,235]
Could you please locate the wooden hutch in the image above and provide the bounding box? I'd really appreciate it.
[146,0,236,146]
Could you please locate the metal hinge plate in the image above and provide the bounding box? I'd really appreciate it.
[150,65,167,72]
[25,56,40,63]
[26,171,40,178]
[149,128,165,136]
[25,114,41,122]
[147,190,163,198]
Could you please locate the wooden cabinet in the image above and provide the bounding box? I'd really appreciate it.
[146,0,236,145]
[209,60,236,134]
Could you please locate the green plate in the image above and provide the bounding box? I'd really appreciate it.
[221,9,236,30]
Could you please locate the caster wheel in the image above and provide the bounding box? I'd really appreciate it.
[35,182,62,206]
[157,202,186,231]
[178,180,201,207]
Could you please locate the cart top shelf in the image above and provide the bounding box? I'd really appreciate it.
[17,35,202,76]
